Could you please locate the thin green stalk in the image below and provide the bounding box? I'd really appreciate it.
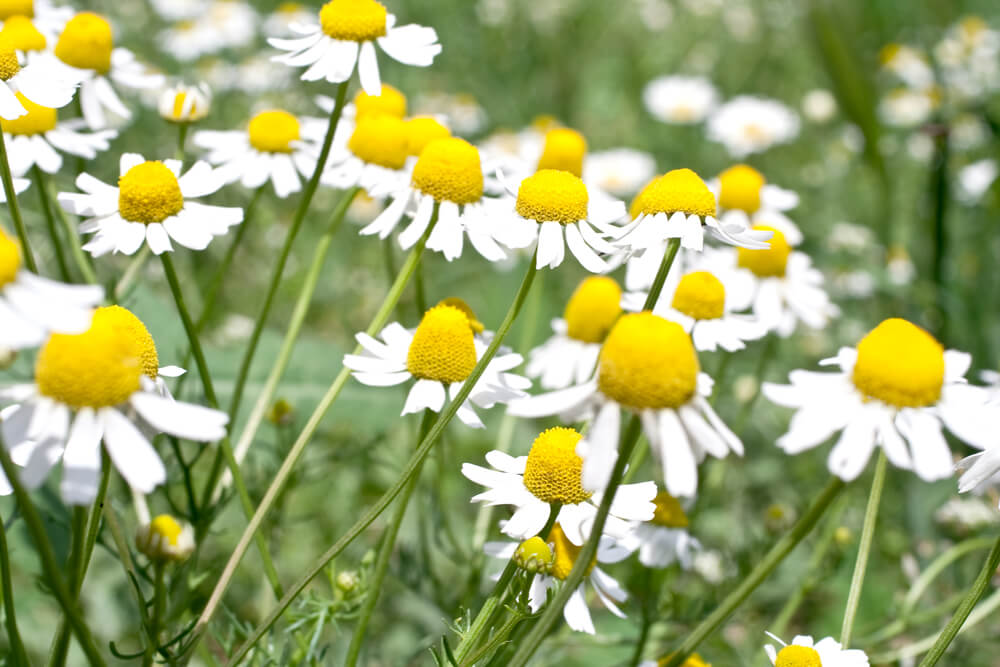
[735,333,777,431]
[0,514,29,665]
[0,130,35,271]
[143,564,167,667]
[215,252,540,666]
[114,246,151,302]
[101,502,156,660]
[46,506,86,667]
[32,166,70,281]
[917,534,1000,666]
[643,239,681,311]
[227,79,351,425]
[414,251,428,315]
[344,409,436,666]
[840,450,888,647]
[662,477,845,667]
[0,442,106,666]
[176,123,190,163]
[44,172,98,284]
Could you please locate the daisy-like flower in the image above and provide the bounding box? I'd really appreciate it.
[361,136,508,262]
[708,164,802,245]
[495,169,625,273]
[706,96,800,157]
[193,109,328,198]
[639,654,712,667]
[622,489,702,569]
[343,301,529,428]
[148,0,205,21]
[956,158,998,204]
[0,225,103,349]
[135,514,195,563]
[50,12,165,130]
[0,305,228,504]
[878,87,937,128]
[879,44,936,90]
[157,81,211,124]
[510,312,743,498]
[486,125,590,190]
[0,29,77,120]
[527,276,621,389]
[643,75,718,125]
[582,148,657,198]
[764,318,996,482]
[2,94,116,175]
[765,633,869,666]
[265,2,313,37]
[59,153,243,256]
[323,113,412,197]
[267,0,441,96]
[0,2,71,43]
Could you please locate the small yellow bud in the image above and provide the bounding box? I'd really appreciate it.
[135,514,194,563]
[514,536,554,574]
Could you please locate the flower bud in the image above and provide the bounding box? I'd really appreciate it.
[135,514,194,563]
[514,536,554,575]
[158,82,211,124]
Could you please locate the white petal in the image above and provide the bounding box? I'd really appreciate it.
[130,392,228,442]
[101,409,166,493]
[60,409,104,505]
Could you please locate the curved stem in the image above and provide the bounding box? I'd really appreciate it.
[0,512,29,666]
[143,564,167,667]
[643,239,681,311]
[45,171,98,284]
[0,130,35,272]
[840,450,887,647]
[32,165,70,281]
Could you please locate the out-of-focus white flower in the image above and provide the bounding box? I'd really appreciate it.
[157,82,210,123]
[935,496,998,532]
[414,91,487,136]
[692,549,726,583]
[636,0,672,30]
[722,3,758,41]
[934,17,1000,101]
[957,159,997,204]
[905,132,934,162]
[643,75,718,125]
[582,148,656,198]
[2,96,117,175]
[148,0,205,21]
[879,88,937,128]
[264,2,313,36]
[802,89,836,123]
[886,245,916,286]
[879,44,936,90]
[707,95,799,157]
[951,113,988,150]
[828,222,875,253]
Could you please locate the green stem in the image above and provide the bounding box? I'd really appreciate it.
[0,513,29,666]
[114,246,151,302]
[643,239,681,311]
[32,165,70,281]
[464,608,524,666]
[735,333,777,431]
[0,130,35,272]
[143,563,167,667]
[840,450,887,647]
[176,123,189,164]
[102,502,156,661]
[227,79,351,425]
[216,252,540,666]
[0,442,106,666]
[46,506,86,667]
[344,409,436,666]
[46,173,98,284]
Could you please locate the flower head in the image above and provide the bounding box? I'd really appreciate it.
[136,514,195,563]
[158,82,211,123]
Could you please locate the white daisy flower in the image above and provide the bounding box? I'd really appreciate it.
[879,44,936,90]
[707,163,802,246]
[361,136,509,262]
[147,0,205,21]
[482,125,591,191]
[193,109,329,198]
[413,91,486,136]
[765,632,869,666]
[0,225,103,349]
[0,32,77,120]
[0,305,228,504]
[801,89,837,123]
[265,2,314,37]
[878,87,936,128]
[157,81,211,124]
[582,148,657,198]
[956,158,997,204]
[0,14,61,64]
[764,318,996,483]
[50,12,165,130]
[527,276,621,390]
[159,2,258,63]
[59,152,243,256]
[643,75,718,125]
[0,3,72,44]
[621,489,702,569]
[267,0,441,96]
[323,113,413,197]
[2,95,116,175]
[343,301,530,429]
[706,96,800,157]
[510,312,743,499]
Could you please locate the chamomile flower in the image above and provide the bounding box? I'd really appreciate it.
[50,12,165,130]
[462,426,655,543]
[361,137,508,262]
[267,0,441,96]
[0,1,71,40]
[59,153,243,256]
[193,109,328,198]
[323,113,412,196]
[0,14,58,64]
[639,654,712,667]
[0,225,103,349]
[0,32,77,120]
[764,633,869,666]
[265,3,313,37]
[708,164,802,245]
[0,306,228,504]
[147,0,205,22]
[879,44,935,90]
[622,489,702,569]
[135,514,195,563]
[485,125,590,189]
[878,87,937,128]
[582,148,657,198]
[343,302,529,428]
[527,276,621,389]
[707,96,800,157]
[510,312,743,498]
[157,82,211,124]
[643,75,718,124]
[1,94,116,175]
[764,318,996,482]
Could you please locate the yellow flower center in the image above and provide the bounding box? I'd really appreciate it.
[514,536,554,574]
[634,168,716,218]
[167,92,198,122]
[0,16,45,51]
[563,276,622,343]
[54,12,113,74]
[672,271,726,321]
[118,161,184,224]
[405,304,477,384]
[0,46,19,81]
[405,116,451,157]
[36,305,159,410]
[523,427,591,505]
[0,226,22,287]
[718,164,765,213]
[411,137,483,205]
[148,514,183,545]
[598,312,699,410]
[515,169,588,224]
[536,128,587,177]
[0,0,30,19]
[851,318,944,408]
[0,93,56,136]
[630,178,656,220]
[248,110,300,153]
[775,645,822,667]
[547,523,595,580]
[354,84,406,120]
[737,225,789,277]
[651,490,689,528]
[348,115,409,169]
[318,0,387,42]
[878,43,901,66]
[658,653,711,667]
[435,297,484,333]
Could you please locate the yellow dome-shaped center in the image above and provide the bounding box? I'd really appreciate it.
[598,312,699,410]
[148,514,183,546]
[0,47,18,81]
[737,225,789,277]
[354,84,406,120]
[36,306,160,409]
[54,12,113,74]
[411,137,483,205]
[118,161,184,224]
[0,0,32,19]
[0,226,22,287]
[319,0,387,41]
[405,116,451,157]
[435,297,484,333]
[658,653,712,667]
[405,305,477,384]
[563,276,622,343]
[718,164,765,213]
[851,318,944,408]
[348,114,409,169]
[536,128,587,177]
[651,490,690,528]
[0,16,45,51]
[515,536,554,574]
[775,645,822,667]
[1,92,56,135]
[547,523,595,580]
[629,178,656,220]
[248,110,300,153]
[635,168,716,218]
[515,169,588,225]
[523,427,591,505]
[672,271,726,321]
